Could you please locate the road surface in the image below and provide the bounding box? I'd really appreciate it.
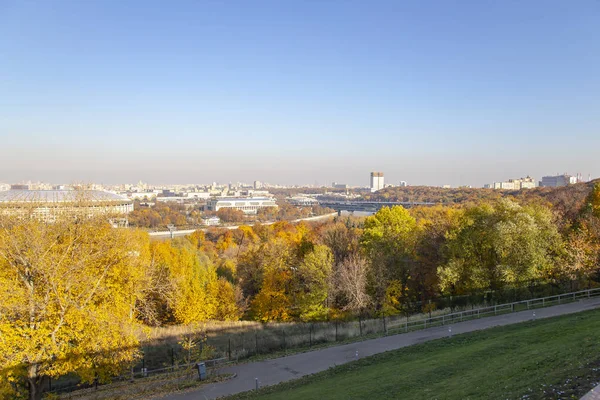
[161,297,600,400]
[148,213,337,239]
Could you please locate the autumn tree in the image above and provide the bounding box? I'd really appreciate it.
[149,239,239,324]
[438,199,562,295]
[332,255,370,313]
[318,219,362,264]
[410,205,463,305]
[0,211,151,400]
[361,206,419,312]
[561,183,600,285]
[216,208,245,223]
[294,245,334,321]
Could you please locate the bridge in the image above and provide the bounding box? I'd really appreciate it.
[317,200,436,213]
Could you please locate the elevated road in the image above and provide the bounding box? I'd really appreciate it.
[317,199,436,213]
[147,213,338,239]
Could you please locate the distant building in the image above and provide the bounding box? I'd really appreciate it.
[370,172,384,192]
[206,197,278,215]
[332,182,348,189]
[10,184,29,190]
[245,190,271,197]
[287,196,319,206]
[202,216,221,226]
[0,189,133,226]
[253,181,263,190]
[399,181,408,187]
[127,191,158,200]
[540,175,574,187]
[185,192,211,200]
[492,176,536,190]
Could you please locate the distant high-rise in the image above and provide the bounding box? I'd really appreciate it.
[540,174,574,187]
[370,172,384,192]
[254,180,262,190]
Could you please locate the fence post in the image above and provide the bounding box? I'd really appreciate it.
[442,315,445,325]
[255,332,258,355]
[228,338,232,361]
[383,315,387,334]
[309,324,313,347]
[335,321,338,341]
[558,295,561,304]
[494,305,497,315]
[359,317,362,336]
[542,298,545,307]
[283,329,286,350]
[171,347,174,370]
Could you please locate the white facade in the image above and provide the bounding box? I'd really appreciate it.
[202,216,221,226]
[127,192,157,200]
[206,197,278,215]
[185,192,211,200]
[0,190,133,225]
[492,176,536,190]
[370,172,384,192]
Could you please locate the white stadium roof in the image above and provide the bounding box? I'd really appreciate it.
[0,190,131,203]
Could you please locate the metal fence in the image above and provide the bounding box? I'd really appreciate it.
[46,287,600,396]
[387,287,600,333]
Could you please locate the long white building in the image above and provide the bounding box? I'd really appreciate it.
[0,189,134,225]
[206,197,278,214]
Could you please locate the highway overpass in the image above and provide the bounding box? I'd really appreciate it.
[317,200,436,213]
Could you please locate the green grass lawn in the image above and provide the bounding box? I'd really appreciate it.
[228,309,600,400]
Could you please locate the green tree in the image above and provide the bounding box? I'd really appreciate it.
[438,199,561,295]
[294,245,334,321]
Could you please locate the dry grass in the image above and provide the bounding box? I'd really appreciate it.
[56,369,233,400]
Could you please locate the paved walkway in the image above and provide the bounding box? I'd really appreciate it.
[582,384,600,399]
[162,297,600,400]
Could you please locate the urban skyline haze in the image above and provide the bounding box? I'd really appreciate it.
[1,0,599,187]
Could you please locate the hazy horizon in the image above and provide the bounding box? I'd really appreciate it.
[2,1,599,187]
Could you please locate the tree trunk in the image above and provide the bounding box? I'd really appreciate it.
[27,364,46,400]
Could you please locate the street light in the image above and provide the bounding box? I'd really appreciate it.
[167,224,176,239]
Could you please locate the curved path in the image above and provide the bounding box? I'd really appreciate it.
[162,297,600,400]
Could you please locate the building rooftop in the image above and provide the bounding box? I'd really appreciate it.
[211,197,274,201]
[0,190,132,203]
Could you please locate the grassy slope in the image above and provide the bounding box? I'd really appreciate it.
[229,309,600,400]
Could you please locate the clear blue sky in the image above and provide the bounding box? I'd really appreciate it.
[1,0,599,187]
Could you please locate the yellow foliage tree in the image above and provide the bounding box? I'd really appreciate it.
[0,212,151,400]
[150,239,240,324]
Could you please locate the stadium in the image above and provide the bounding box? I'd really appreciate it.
[0,189,134,225]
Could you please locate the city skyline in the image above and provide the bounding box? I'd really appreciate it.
[2,1,599,186]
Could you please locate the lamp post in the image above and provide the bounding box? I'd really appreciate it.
[167,224,176,239]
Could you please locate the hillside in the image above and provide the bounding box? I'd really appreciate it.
[367,180,599,212]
